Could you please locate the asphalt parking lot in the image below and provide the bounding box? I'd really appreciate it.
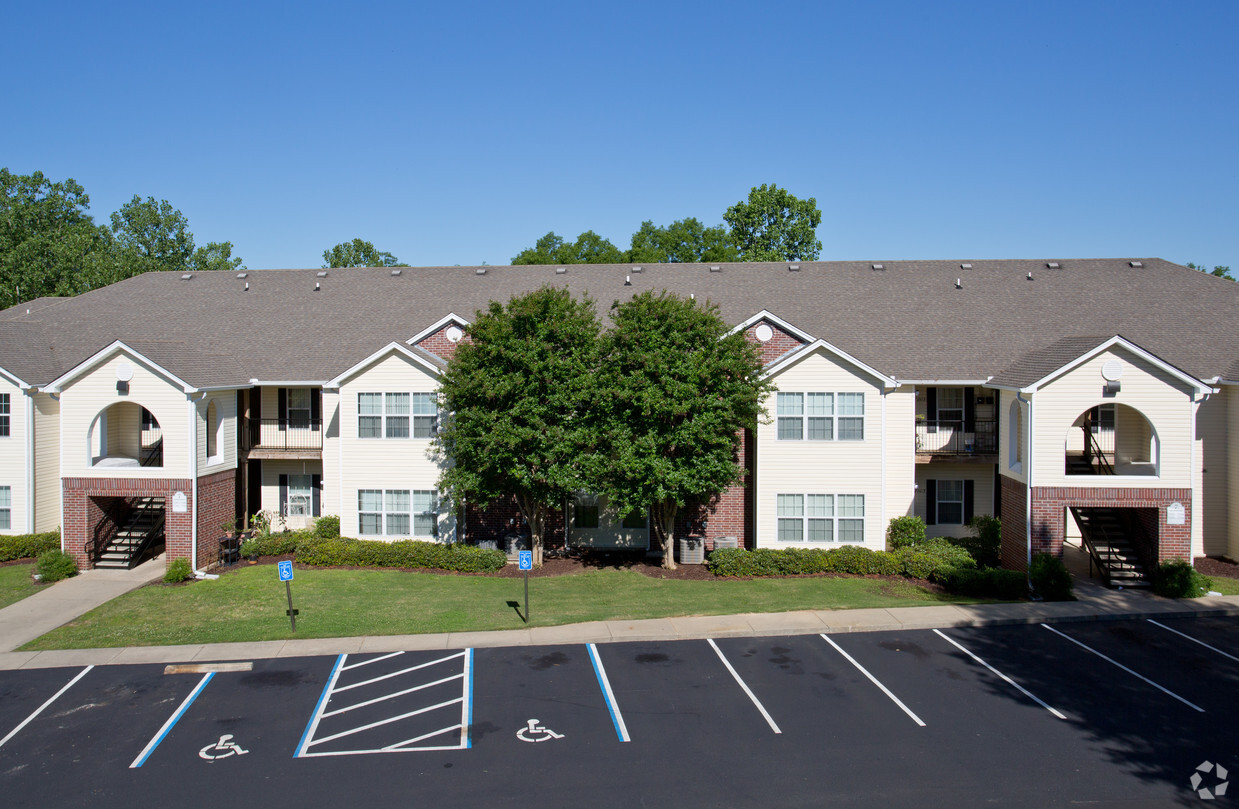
[2,616,1237,808]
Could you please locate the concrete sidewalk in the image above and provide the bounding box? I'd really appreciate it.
[2,568,1238,671]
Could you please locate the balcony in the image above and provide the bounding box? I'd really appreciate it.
[241,417,322,459]
[916,419,997,461]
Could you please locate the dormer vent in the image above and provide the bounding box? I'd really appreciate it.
[181,274,193,280]
[476,268,487,275]
[960,263,972,269]
[788,264,800,272]
[631,266,642,273]
[236,272,247,279]
[317,271,328,278]
[1129,261,1143,268]
[872,263,884,270]
[555,267,567,274]
[1047,262,1061,269]
[709,265,721,273]
[391,269,402,276]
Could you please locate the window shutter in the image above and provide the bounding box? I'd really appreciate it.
[312,474,321,517]
[925,479,937,525]
[279,474,288,517]
[311,389,322,432]
[277,388,287,432]
[964,479,975,525]
[964,387,976,433]
[926,387,938,433]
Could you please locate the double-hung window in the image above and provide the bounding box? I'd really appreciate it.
[358,394,383,438]
[837,393,864,440]
[385,393,410,438]
[837,495,865,543]
[286,475,313,518]
[412,490,437,537]
[287,388,311,429]
[385,490,411,534]
[777,391,862,441]
[358,392,436,438]
[936,480,964,525]
[0,394,9,437]
[777,494,840,542]
[0,486,9,530]
[358,489,427,536]
[412,393,437,437]
[777,393,804,440]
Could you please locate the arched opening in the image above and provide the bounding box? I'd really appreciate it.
[88,403,163,468]
[1064,403,1157,476]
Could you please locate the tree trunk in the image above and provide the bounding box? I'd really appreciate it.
[514,495,545,567]
[655,501,677,570]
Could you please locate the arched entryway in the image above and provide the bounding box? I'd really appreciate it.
[1064,403,1157,476]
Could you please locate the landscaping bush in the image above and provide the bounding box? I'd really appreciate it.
[0,530,61,563]
[886,516,927,550]
[706,546,900,577]
[36,549,78,583]
[952,515,1002,569]
[314,515,341,539]
[1153,560,1212,598]
[894,538,977,582]
[164,557,194,583]
[940,567,1027,599]
[295,537,506,573]
[1030,553,1074,601]
[251,530,306,557]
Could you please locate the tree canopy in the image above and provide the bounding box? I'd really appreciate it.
[110,195,196,275]
[1187,262,1233,281]
[511,231,626,265]
[322,238,406,268]
[723,183,822,261]
[434,286,603,565]
[627,218,740,264]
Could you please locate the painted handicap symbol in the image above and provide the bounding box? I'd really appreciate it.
[516,718,564,743]
[199,734,250,760]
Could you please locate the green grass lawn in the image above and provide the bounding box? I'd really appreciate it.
[0,564,39,610]
[1207,575,1239,596]
[23,566,984,650]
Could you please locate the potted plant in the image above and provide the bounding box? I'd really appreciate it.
[240,538,261,563]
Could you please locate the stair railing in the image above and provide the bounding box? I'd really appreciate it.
[1082,427,1114,475]
[1071,506,1115,587]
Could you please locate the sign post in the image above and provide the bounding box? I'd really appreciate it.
[278,561,297,632]
[518,550,532,623]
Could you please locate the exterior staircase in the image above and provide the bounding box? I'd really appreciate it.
[1070,506,1151,588]
[95,497,165,569]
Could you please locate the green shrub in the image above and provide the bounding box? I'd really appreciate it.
[36,549,78,583]
[164,557,194,583]
[252,530,306,557]
[0,530,62,562]
[1030,553,1074,601]
[295,537,506,573]
[941,567,1027,599]
[706,546,899,577]
[314,515,341,539]
[240,538,261,559]
[952,515,1002,568]
[886,516,927,549]
[894,539,977,582]
[1153,561,1212,598]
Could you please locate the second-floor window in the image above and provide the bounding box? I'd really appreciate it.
[287,388,311,429]
[777,392,864,441]
[0,394,10,437]
[358,392,437,439]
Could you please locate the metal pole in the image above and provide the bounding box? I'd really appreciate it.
[286,580,296,632]
[524,570,529,624]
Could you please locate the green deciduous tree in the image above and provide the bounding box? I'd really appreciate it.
[723,183,823,261]
[110,195,196,276]
[511,231,625,265]
[435,286,602,566]
[596,291,773,569]
[626,218,740,264]
[188,241,246,274]
[1187,262,1233,281]
[322,238,406,268]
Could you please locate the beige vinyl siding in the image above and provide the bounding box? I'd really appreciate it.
[756,348,889,549]
[59,351,189,479]
[914,463,995,540]
[1196,389,1227,557]
[33,392,60,531]
[998,389,1028,484]
[885,390,916,523]
[0,379,27,533]
[198,391,238,474]
[260,459,323,531]
[321,390,340,518]
[338,352,454,541]
[1031,347,1195,488]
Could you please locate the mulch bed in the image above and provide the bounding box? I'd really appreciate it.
[1195,556,1239,579]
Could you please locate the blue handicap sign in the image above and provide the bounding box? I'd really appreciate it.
[518,550,533,571]
[278,560,294,581]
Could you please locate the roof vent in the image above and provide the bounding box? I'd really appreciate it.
[788,264,800,272]
[960,263,972,270]
[244,282,249,291]
[476,268,487,275]
[955,278,963,289]
[555,267,567,274]
[391,269,401,276]
[1027,272,1034,281]
[709,265,721,273]
[181,273,193,280]
[1046,262,1061,269]
[317,271,328,278]
[872,263,884,270]
[624,275,632,286]
[314,282,320,291]
[1129,260,1143,268]
[631,266,642,273]
[236,272,247,279]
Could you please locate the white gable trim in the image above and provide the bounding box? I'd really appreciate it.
[326,342,442,389]
[763,339,898,389]
[406,313,472,346]
[42,341,195,394]
[726,310,815,344]
[0,365,30,390]
[1017,336,1210,396]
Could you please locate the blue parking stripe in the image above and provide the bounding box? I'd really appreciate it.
[587,643,630,742]
[130,672,214,768]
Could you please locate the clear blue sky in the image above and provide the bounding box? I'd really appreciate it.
[6,1,1236,270]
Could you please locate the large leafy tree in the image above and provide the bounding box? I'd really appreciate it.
[1187,262,1233,281]
[188,241,246,273]
[435,286,602,566]
[511,231,625,265]
[597,290,773,569]
[322,238,406,268]
[109,195,196,276]
[723,183,823,261]
[627,218,739,264]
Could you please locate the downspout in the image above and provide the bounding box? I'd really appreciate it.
[880,388,888,543]
[24,390,34,533]
[1017,391,1034,583]
[189,393,206,574]
[54,392,64,552]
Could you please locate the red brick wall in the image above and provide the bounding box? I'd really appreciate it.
[1032,486,1192,565]
[196,469,237,569]
[999,475,1029,570]
[417,323,470,362]
[744,319,806,365]
[676,429,753,549]
[463,495,566,550]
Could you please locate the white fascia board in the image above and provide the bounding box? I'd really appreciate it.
[896,379,991,386]
[406,313,472,346]
[726,310,815,344]
[327,342,442,388]
[762,339,898,389]
[42,340,195,394]
[245,380,328,387]
[0,365,30,390]
[1022,335,1211,396]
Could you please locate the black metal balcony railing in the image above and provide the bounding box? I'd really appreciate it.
[242,417,323,452]
[915,419,997,455]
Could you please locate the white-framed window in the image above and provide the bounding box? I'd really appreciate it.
[574,493,600,529]
[777,391,863,441]
[412,490,437,536]
[287,388,311,429]
[358,392,437,439]
[412,393,438,438]
[937,387,964,426]
[0,486,9,530]
[358,489,384,534]
[358,489,435,537]
[936,480,964,525]
[0,394,9,437]
[287,474,313,517]
[385,393,410,438]
[776,493,854,543]
[837,495,865,543]
[386,489,411,534]
[358,393,383,438]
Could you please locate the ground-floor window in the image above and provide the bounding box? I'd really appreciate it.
[286,475,313,517]
[925,479,973,526]
[0,486,9,530]
[777,493,864,543]
[358,489,436,537]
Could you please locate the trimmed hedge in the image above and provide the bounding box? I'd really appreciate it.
[250,531,307,557]
[0,530,61,563]
[886,516,927,550]
[940,567,1027,599]
[1153,561,1212,598]
[295,536,506,573]
[707,546,900,577]
[1030,553,1074,601]
[313,515,341,539]
[894,539,977,582]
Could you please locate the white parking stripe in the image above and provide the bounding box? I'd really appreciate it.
[1041,624,1205,712]
[130,672,214,768]
[333,652,465,693]
[295,654,347,758]
[341,651,404,671]
[820,634,926,727]
[1147,619,1239,664]
[706,639,782,734]
[0,665,94,750]
[305,698,464,748]
[321,673,465,719]
[932,630,1067,720]
[587,643,630,742]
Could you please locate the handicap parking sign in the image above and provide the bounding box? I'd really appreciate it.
[278,560,294,581]
[518,550,532,571]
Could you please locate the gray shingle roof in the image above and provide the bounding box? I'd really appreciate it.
[987,336,1114,389]
[0,258,1235,388]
